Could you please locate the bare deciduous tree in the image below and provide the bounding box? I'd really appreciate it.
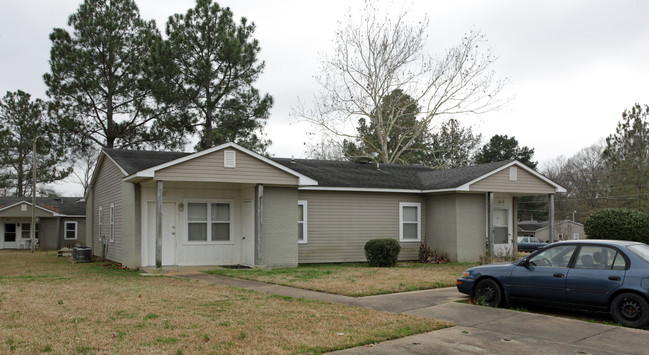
[294,3,507,164]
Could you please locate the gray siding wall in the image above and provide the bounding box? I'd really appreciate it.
[426,193,486,262]
[455,194,487,261]
[470,167,556,194]
[426,194,458,260]
[91,157,125,264]
[56,217,87,249]
[297,191,424,263]
[156,149,298,185]
[119,182,139,268]
[261,187,298,268]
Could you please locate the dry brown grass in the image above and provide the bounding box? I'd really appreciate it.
[207,262,479,297]
[0,251,450,354]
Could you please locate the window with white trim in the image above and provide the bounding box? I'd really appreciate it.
[98,206,103,241]
[21,223,40,240]
[187,202,231,242]
[298,201,307,243]
[399,202,421,242]
[64,221,78,240]
[109,203,115,242]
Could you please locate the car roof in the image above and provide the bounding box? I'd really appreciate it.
[552,239,645,247]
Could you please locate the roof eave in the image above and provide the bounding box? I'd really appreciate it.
[121,143,318,186]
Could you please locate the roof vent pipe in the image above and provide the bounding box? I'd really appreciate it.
[291,155,295,163]
[376,162,380,170]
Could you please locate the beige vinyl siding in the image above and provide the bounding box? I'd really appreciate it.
[55,218,87,249]
[455,194,487,261]
[470,167,556,194]
[427,193,486,262]
[262,187,298,268]
[156,150,298,185]
[119,182,139,268]
[297,191,424,263]
[92,157,125,263]
[0,204,55,218]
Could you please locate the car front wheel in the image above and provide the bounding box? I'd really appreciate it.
[475,278,503,307]
[611,293,649,328]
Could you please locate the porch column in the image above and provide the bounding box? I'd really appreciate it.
[487,192,494,258]
[549,194,555,243]
[156,180,163,268]
[256,184,264,266]
[512,197,518,255]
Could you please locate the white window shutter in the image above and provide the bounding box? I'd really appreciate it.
[224,150,236,168]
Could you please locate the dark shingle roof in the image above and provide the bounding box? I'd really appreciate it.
[0,197,85,216]
[272,158,513,190]
[102,147,517,191]
[103,148,191,175]
[272,158,433,189]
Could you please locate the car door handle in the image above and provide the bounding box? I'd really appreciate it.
[608,276,621,281]
[553,273,565,278]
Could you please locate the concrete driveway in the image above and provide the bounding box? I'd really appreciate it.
[174,273,649,354]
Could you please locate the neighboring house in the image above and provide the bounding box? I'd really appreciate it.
[0,197,86,250]
[518,220,585,242]
[85,142,565,269]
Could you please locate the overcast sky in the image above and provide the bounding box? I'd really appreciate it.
[1,0,649,196]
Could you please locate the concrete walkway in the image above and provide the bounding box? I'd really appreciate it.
[173,272,649,354]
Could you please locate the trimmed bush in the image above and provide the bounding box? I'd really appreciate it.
[364,238,401,267]
[584,208,649,243]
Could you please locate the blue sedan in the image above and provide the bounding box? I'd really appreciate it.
[457,240,649,328]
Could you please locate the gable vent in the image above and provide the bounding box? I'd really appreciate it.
[509,167,518,181]
[224,150,236,168]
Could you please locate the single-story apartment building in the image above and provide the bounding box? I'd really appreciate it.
[85,142,565,269]
[0,197,86,250]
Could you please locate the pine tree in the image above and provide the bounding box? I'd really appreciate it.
[0,90,71,196]
[603,104,649,213]
[44,0,186,150]
[154,0,273,152]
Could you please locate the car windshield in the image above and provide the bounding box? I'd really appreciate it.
[627,244,649,263]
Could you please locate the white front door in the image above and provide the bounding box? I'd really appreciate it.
[147,202,177,266]
[493,208,511,256]
[240,200,255,266]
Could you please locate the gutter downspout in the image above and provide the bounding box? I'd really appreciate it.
[257,184,264,266]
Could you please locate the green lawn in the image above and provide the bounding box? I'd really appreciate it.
[206,261,479,297]
[0,251,451,354]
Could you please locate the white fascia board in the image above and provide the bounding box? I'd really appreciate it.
[0,201,64,216]
[298,186,423,194]
[421,186,470,194]
[457,161,567,193]
[123,142,318,186]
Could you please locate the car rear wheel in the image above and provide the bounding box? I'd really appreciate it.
[475,279,503,307]
[611,293,649,328]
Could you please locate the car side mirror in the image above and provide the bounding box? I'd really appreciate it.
[518,258,531,268]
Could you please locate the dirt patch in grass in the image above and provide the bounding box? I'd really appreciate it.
[0,251,451,354]
[206,262,478,297]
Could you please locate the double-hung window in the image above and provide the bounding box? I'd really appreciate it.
[64,221,78,240]
[399,202,421,242]
[21,223,39,240]
[98,206,103,241]
[187,202,231,242]
[298,201,307,244]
